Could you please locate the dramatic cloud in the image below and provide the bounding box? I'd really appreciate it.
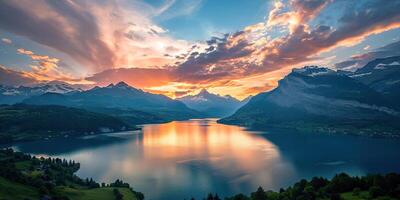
[86,67,172,88]
[172,0,400,85]
[0,0,192,73]
[266,0,329,33]
[0,0,399,98]
[0,1,115,71]
[79,0,400,98]
[15,48,79,82]
[17,48,59,63]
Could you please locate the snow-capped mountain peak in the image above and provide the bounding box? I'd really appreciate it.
[292,66,335,77]
[0,82,82,104]
[177,89,243,117]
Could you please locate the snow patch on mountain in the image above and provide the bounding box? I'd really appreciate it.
[292,66,335,77]
[2,89,20,96]
[374,61,400,70]
[350,72,372,78]
[0,82,82,104]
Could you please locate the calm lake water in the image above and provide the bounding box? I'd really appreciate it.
[9,119,400,200]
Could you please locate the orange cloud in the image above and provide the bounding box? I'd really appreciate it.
[86,67,173,88]
[16,48,83,83]
[170,0,400,96]
[266,0,329,33]
[243,84,274,96]
[1,0,400,99]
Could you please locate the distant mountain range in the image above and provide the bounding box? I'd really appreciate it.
[177,89,250,117]
[1,56,399,138]
[0,81,80,104]
[219,56,400,137]
[23,82,201,124]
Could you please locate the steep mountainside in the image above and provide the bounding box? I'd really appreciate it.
[219,66,400,137]
[351,56,400,108]
[0,104,131,143]
[24,82,201,122]
[177,89,247,117]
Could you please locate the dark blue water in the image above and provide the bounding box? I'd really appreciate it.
[7,119,400,200]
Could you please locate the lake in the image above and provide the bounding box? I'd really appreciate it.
[8,119,400,200]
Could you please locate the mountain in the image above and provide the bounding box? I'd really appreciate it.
[351,56,400,108]
[24,82,201,123]
[0,82,81,104]
[177,89,246,117]
[219,66,400,137]
[0,104,131,143]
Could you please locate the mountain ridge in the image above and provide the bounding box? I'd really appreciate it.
[23,81,201,123]
[0,82,81,105]
[177,89,248,117]
[219,61,400,137]
[351,56,400,109]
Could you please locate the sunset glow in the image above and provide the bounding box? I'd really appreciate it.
[1,0,400,98]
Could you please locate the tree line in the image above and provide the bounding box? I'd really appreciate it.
[194,173,400,200]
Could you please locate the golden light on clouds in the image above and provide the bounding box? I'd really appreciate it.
[1,0,400,99]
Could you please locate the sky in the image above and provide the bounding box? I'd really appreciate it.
[0,0,400,99]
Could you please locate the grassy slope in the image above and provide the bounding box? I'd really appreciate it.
[55,186,137,200]
[0,178,137,200]
[0,176,40,200]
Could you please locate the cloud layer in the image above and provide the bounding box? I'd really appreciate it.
[172,0,400,84]
[0,0,400,98]
[0,0,192,73]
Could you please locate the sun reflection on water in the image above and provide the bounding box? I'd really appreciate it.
[10,119,400,200]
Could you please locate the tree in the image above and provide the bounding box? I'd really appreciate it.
[207,193,214,200]
[229,194,249,200]
[328,173,356,193]
[311,177,328,190]
[251,187,267,200]
[133,191,145,200]
[39,185,49,195]
[352,187,360,196]
[113,188,124,200]
[330,193,342,200]
[369,186,384,198]
[303,185,315,200]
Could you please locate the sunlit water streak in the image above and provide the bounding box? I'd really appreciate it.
[10,119,400,200]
